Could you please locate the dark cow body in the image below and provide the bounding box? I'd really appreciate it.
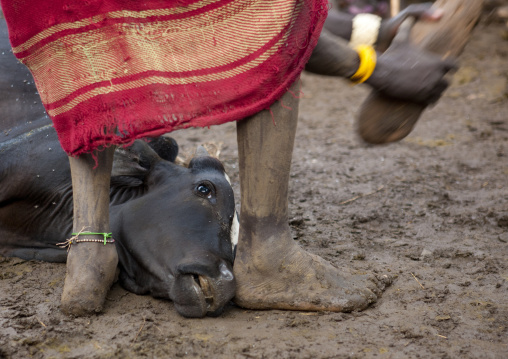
[0,19,237,318]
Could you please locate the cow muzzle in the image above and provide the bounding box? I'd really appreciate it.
[172,261,236,318]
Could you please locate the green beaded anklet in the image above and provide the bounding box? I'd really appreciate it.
[57,232,115,251]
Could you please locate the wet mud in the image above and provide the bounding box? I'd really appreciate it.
[1,15,507,359]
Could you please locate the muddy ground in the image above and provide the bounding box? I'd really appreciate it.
[1,12,507,359]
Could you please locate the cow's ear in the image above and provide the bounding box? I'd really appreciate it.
[112,140,161,177]
[146,136,179,163]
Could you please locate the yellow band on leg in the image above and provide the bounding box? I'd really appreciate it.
[350,45,377,84]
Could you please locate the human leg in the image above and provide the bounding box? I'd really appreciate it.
[234,81,390,311]
[60,147,118,316]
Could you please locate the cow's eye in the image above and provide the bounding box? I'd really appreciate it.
[196,183,213,198]
[197,184,210,195]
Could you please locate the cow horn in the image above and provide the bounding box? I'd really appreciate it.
[194,145,210,158]
[188,144,225,172]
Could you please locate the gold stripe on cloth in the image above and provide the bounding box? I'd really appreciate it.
[46,34,291,118]
[18,0,301,115]
[11,0,221,54]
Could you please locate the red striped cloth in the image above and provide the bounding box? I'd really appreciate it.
[1,0,327,156]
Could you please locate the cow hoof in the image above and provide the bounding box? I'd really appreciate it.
[357,0,484,145]
[233,227,392,312]
[61,242,118,316]
[357,92,425,144]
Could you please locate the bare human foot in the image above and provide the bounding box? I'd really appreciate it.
[61,240,118,315]
[233,219,391,312]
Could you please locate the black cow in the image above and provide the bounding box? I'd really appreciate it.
[0,19,238,318]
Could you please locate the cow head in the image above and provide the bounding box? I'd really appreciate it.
[109,137,238,318]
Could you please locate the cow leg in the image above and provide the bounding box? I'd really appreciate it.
[60,147,118,316]
[234,80,390,311]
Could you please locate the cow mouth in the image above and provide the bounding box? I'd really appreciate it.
[190,275,229,317]
[194,275,214,305]
[172,262,236,318]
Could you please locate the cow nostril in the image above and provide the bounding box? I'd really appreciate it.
[219,263,234,281]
